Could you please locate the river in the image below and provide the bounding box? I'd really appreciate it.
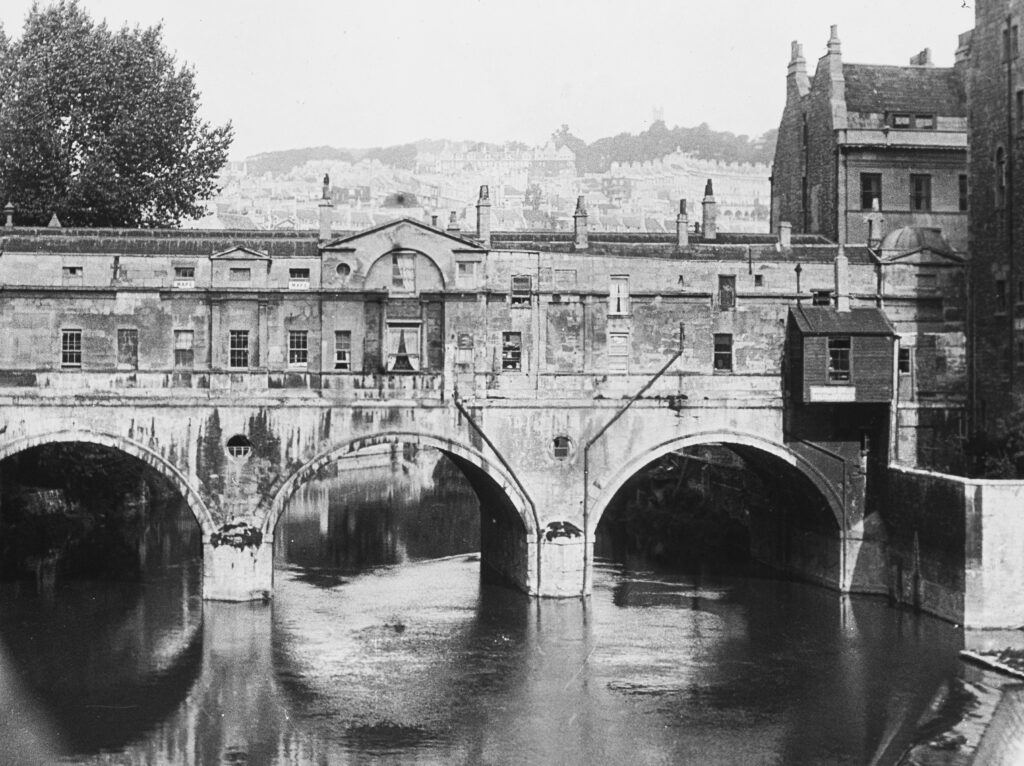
[0,452,970,765]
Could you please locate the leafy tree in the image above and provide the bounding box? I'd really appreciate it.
[0,1,232,227]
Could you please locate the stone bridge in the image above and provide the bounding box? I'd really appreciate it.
[0,378,865,601]
[0,211,973,613]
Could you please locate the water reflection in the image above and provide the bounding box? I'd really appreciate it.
[0,451,975,765]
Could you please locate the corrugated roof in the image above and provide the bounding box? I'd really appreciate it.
[842,64,966,116]
[790,306,895,336]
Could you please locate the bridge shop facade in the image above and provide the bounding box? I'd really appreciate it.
[1,189,997,624]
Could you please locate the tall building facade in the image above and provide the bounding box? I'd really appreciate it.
[771,26,969,251]
[967,1,1024,432]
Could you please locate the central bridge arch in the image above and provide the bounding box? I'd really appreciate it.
[264,430,540,593]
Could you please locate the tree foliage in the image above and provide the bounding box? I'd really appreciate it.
[0,1,232,227]
[555,121,777,175]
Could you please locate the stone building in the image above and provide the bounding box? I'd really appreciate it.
[0,186,966,472]
[966,0,1024,433]
[771,26,969,252]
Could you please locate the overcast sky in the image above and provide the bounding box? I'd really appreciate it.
[0,1,975,159]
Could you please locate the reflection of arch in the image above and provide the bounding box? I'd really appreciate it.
[263,431,538,540]
[589,429,843,533]
[0,429,215,536]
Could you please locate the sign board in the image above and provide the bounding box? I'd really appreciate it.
[809,385,857,403]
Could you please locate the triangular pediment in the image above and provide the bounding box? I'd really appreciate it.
[321,217,485,252]
[211,246,271,260]
[879,247,965,267]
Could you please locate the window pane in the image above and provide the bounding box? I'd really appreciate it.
[828,336,852,382]
[288,330,308,367]
[713,333,733,371]
[229,330,249,368]
[860,173,881,210]
[898,348,911,374]
[502,331,522,371]
[910,174,931,212]
[609,276,630,315]
[334,330,352,370]
[387,324,421,371]
[718,276,736,310]
[61,329,82,368]
[117,328,138,368]
[174,330,194,369]
[392,254,416,292]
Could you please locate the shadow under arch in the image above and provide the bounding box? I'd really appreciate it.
[0,429,216,537]
[589,429,844,535]
[263,431,540,592]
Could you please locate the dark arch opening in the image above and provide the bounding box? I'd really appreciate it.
[0,441,204,754]
[596,443,840,587]
[272,442,530,592]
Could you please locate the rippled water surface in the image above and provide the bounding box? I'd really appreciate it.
[0,458,965,765]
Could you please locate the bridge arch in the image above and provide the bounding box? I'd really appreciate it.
[0,429,216,537]
[264,430,540,591]
[264,431,537,536]
[589,429,844,535]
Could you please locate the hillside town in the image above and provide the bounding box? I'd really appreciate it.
[196,136,772,235]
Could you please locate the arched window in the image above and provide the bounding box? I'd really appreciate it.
[997,146,1007,208]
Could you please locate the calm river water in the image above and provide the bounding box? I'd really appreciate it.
[0,454,966,765]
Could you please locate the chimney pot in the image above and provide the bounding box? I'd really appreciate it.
[779,221,792,248]
[573,195,588,250]
[835,246,850,312]
[676,198,689,248]
[318,183,334,241]
[476,184,492,247]
[701,180,717,240]
[827,24,842,56]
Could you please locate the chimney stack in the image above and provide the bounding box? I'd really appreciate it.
[476,185,491,247]
[787,40,810,97]
[431,214,439,228]
[779,220,792,248]
[676,199,689,248]
[3,202,13,229]
[446,210,460,234]
[909,48,933,66]
[827,24,841,57]
[573,195,588,250]
[835,245,850,312]
[701,179,717,240]
[318,173,334,241]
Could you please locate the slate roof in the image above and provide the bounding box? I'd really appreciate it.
[790,306,896,336]
[0,228,321,257]
[842,64,966,116]
[488,232,871,264]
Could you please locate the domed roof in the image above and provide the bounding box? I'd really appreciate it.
[879,226,955,256]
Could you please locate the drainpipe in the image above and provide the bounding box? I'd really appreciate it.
[582,324,685,595]
[452,388,541,593]
[1008,14,1017,397]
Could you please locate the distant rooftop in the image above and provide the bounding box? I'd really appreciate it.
[842,64,966,117]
